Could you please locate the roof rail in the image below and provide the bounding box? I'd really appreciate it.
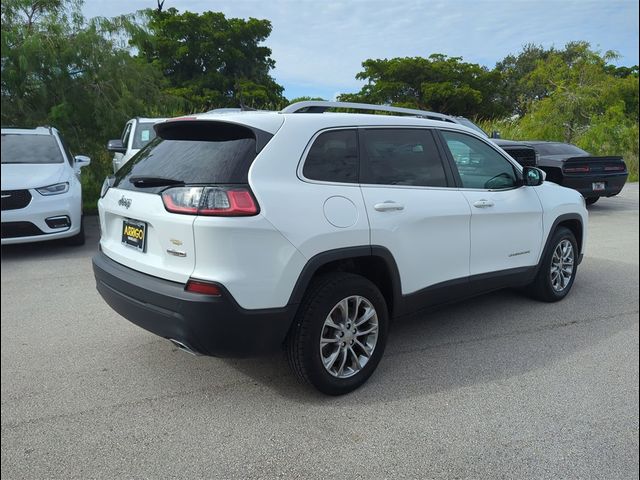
[281,100,456,123]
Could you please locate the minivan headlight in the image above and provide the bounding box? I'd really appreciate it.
[36,182,69,196]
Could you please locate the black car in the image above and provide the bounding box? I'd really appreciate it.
[524,141,628,205]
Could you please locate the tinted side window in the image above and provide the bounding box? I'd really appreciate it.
[58,136,74,166]
[361,129,447,187]
[121,122,132,146]
[441,131,519,190]
[303,129,358,183]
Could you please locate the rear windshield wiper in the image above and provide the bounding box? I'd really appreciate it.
[129,176,185,188]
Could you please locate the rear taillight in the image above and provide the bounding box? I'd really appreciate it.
[185,279,222,296]
[161,186,259,216]
[604,165,625,171]
[563,165,590,173]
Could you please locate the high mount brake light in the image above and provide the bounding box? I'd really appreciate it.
[161,186,259,216]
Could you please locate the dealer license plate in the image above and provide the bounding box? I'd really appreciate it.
[121,219,147,252]
[592,182,605,192]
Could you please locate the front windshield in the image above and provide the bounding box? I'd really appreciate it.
[1,134,63,164]
[454,118,489,137]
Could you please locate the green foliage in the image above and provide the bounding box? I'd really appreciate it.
[1,1,286,211]
[288,96,327,103]
[2,3,637,216]
[338,54,505,117]
[480,42,638,181]
[130,8,285,111]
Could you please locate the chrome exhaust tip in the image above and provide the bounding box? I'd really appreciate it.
[169,339,201,356]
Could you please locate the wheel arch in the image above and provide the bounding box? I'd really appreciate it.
[287,246,402,318]
[539,213,584,270]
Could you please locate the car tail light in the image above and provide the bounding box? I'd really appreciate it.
[563,165,590,173]
[604,165,625,171]
[185,279,222,296]
[161,186,259,216]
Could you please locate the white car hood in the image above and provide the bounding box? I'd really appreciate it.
[1,163,67,190]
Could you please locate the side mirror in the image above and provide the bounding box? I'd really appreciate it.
[74,155,91,167]
[490,130,501,139]
[107,139,127,153]
[523,166,545,186]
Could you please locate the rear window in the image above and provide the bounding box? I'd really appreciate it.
[1,134,63,164]
[114,122,268,192]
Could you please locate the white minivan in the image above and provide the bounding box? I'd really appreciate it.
[1,127,90,245]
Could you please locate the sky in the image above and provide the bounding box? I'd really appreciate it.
[82,0,640,101]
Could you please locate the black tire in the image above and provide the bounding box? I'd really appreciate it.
[286,273,389,395]
[65,216,85,246]
[585,197,599,206]
[528,226,578,302]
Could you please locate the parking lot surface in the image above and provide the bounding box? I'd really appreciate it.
[2,184,638,479]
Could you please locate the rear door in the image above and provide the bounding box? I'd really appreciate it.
[438,129,543,276]
[359,128,471,294]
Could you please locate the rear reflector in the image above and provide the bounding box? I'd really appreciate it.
[162,186,259,216]
[185,279,222,296]
[563,166,590,173]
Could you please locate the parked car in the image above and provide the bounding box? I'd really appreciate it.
[92,101,587,395]
[522,141,628,205]
[107,117,167,172]
[450,117,538,168]
[1,126,90,245]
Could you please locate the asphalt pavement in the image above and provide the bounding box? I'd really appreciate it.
[1,184,638,479]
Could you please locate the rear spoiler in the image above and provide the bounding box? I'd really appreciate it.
[564,155,624,164]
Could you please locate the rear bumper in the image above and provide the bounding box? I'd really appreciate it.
[92,251,296,357]
[560,172,628,198]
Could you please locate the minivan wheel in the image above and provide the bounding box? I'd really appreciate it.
[286,273,388,395]
[528,226,578,302]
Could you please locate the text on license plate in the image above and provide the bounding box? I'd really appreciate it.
[592,182,605,191]
[122,219,146,252]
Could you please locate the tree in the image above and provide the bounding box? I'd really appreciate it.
[337,54,505,118]
[129,8,285,111]
[494,43,553,115]
[517,42,638,143]
[1,0,183,207]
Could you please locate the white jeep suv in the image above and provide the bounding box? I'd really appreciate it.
[93,101,587,395]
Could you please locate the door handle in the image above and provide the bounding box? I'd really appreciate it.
[473,199,495,208]
[374,201,404,212]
